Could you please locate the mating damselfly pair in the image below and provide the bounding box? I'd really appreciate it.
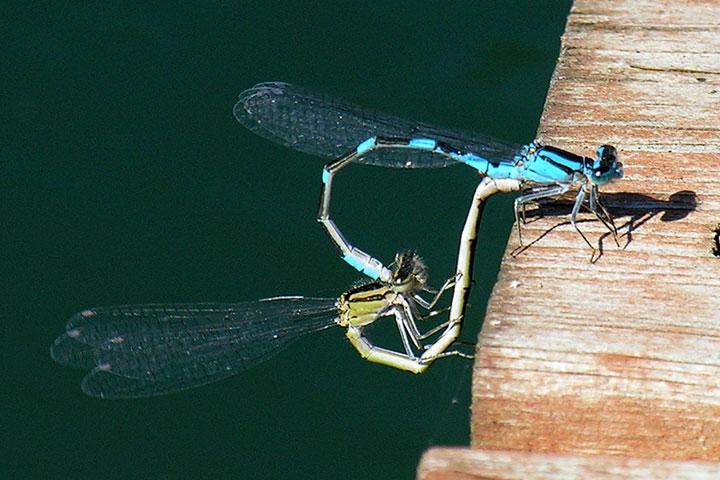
[51,82,623,398]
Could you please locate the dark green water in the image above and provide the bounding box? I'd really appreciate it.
[2,2,571,478]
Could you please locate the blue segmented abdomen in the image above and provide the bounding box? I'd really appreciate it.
[449,151,522,179]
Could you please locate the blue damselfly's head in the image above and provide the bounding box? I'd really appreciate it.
[590,145,623,186]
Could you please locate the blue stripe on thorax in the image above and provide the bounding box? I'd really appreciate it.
[451,145,589,184]
[520,146,586,183]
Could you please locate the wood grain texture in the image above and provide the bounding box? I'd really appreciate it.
[418,448,720,480]
[470,0,720,463]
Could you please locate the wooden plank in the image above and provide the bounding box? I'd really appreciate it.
[471,0,720,461]
[418,0,720,478]
[417,448,720,480]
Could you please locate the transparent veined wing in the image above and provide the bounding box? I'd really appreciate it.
[234,82,522,168]
[51,298,339,398]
